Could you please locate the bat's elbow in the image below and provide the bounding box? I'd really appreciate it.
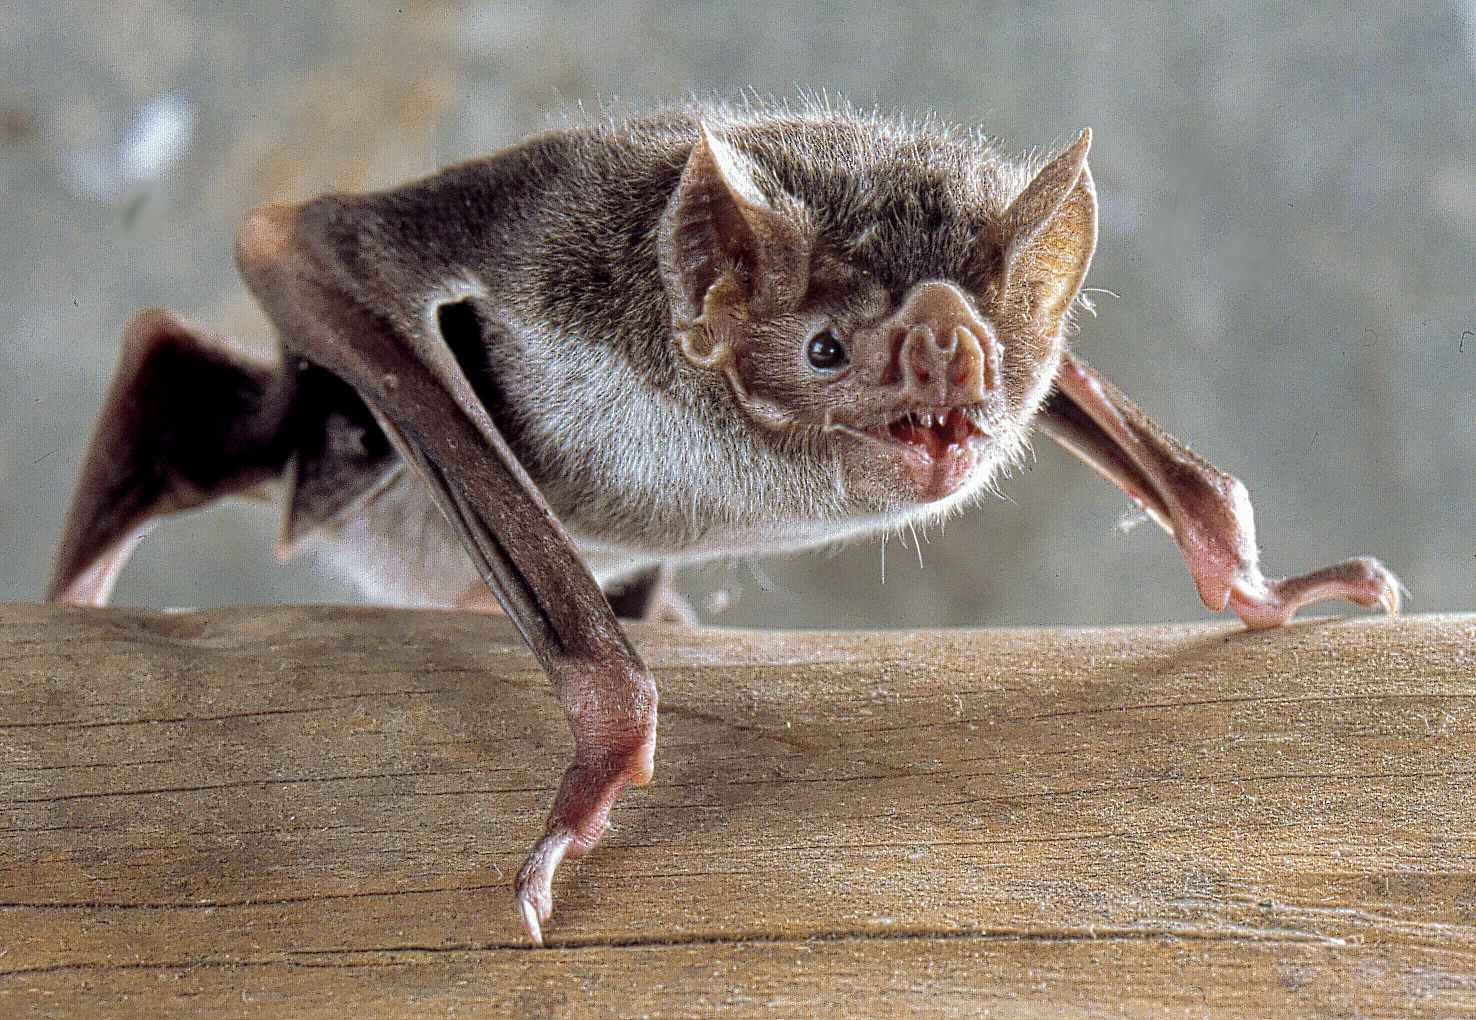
[235,200,303,283]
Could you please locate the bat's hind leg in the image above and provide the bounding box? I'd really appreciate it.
[48,308,296,606]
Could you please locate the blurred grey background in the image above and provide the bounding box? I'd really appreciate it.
[2,0,1473,628]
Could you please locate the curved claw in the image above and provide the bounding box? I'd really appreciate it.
[515,828,576,947]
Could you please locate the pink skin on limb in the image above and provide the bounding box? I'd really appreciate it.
[515,658,657,946]
[1047,352,1402,630]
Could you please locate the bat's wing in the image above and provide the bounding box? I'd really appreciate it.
[47,309,400,606]
[1038,351,1402,628]
[234,199,657,946]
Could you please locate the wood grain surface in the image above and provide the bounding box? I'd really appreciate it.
[1,603,1473,1017]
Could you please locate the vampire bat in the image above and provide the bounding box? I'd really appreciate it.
[48,103,1402,944]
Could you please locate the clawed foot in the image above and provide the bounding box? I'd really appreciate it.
[512,722,656,946]
[1228,555,1405,631]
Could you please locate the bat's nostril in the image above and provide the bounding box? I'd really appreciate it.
[951,350,977,389]
[909,350,932,385]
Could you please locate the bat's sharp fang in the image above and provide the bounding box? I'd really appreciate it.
[873,406,986,462]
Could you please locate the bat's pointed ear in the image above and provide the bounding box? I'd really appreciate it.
[997,127,1098,335]
[657,124,808,365]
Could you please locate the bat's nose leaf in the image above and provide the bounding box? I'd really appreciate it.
[888,281,995,404]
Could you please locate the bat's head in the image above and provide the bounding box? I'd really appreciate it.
[657,116,1097,518]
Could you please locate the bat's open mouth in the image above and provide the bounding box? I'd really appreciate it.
[863,407,989,500]
[872,408,984,460]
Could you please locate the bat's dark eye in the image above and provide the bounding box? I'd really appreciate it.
[806,328,849,371]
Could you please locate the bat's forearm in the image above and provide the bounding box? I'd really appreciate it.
[1042,352,1401,627]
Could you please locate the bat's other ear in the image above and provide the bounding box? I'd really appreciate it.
[996,127,1098,336]
[657,125,809,365]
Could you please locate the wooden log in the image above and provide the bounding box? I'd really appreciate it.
[1,603,1473,1017]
